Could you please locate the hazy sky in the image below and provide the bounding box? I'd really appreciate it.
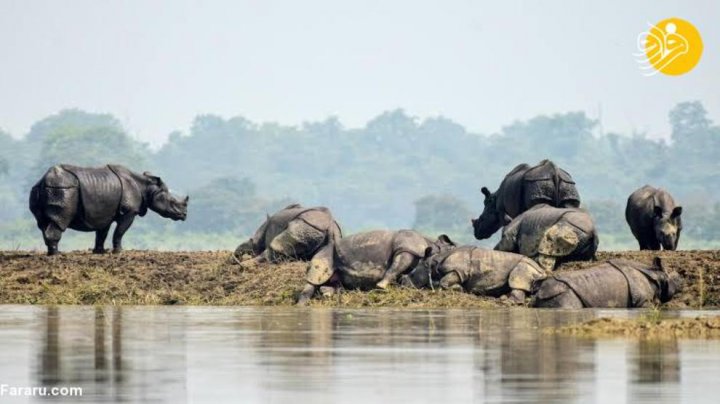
[0,0,717,146]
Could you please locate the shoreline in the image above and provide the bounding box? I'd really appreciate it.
[0,250,718,308]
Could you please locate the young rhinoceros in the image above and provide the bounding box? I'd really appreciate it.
[626,185,682,250]
[530,258,682,309]
[495,204,598,271]
[29,164,188,255]
[297,230,456,304]
[401,246,547,303]
[472,159,580,240]
[233,204,342,266]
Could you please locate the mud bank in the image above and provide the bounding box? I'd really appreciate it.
[553,316,720,339]
[0,250,718,307]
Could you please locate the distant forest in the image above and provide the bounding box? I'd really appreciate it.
[1,101,719,251]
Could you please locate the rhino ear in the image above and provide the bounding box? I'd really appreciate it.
[423,246,434,259]
[481,187,491,198]
[653,206,663,218]
[653,257,665,272]
[502,214,513,226]
[671,206,682,219]
[143,172,164,186]
[437,234,456,246]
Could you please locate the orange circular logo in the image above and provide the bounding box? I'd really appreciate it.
[636,18,703,76]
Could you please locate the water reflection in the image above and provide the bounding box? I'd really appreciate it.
[0,306,717,403]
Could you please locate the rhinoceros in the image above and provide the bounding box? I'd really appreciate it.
[233,204,342,266]
[297,230,456,304]
[530,258,682,308]
[472,160,580,240]
[626,185,682,250]
[494,204,598,271]
[29,164,188,255]
[401,246,547,303]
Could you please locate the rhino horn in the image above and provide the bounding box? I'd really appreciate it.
[481,187,491,197]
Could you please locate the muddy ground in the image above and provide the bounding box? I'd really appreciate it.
[0,250,718,307]
[553,316,720,339]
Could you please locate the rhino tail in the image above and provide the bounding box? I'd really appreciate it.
[28,183,42,221]
[547,160,561,206]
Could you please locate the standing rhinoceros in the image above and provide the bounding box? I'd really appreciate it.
[401,246,547,303]
[29,164,188,255]
[472,160,580,240]
[626,185,682,250]
[530,258,682,308]
[297,230,456,304]
[494,204,598,271]
[233,204,342,266]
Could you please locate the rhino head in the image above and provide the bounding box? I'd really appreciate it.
[472,187,511,240]
[234,215,271,259]
[144,172,188,221]
[651,257,683,303]
[401,235,456,289]
[653,205,682,250]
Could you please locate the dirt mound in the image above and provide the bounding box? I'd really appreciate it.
[0,249,718,307]
[553,316,720,339]
[573,250,720,308]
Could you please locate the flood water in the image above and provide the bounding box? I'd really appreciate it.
[0,306,719,403]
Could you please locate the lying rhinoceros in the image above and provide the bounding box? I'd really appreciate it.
[297,230,456,304]
[233,204,342,266]
[29,164,188,255]
[495,204,598,271]
[401,246,547,303]
[472,160,580,240]
[626,185,682,250]
[530,258,682,308]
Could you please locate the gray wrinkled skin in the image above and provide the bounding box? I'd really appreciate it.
[402,246,546,302]
[495,204,599,271]
[233,204,342,265]
[530,258,682,308]
[472,159,580,240]
[297,230,456,304]
[625,185,683,250]
[29,164,188,255]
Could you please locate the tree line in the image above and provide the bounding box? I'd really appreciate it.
[0,101,718,250]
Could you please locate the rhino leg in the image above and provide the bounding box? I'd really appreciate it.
[376,252,419,289]
[297,284,316,306]
[507,289,526,304]
[238,252,269,269]
[320,285,340,297]
[93,225,111,254]
[43,222,63,256]
[439,272,463,292]
[536,254,557,271]
[298,243,336,305]
[269,220,324,261]
[536,222,581,270]
[112,214,136,254]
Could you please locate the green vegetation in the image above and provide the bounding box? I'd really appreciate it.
[1,102,719,250]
